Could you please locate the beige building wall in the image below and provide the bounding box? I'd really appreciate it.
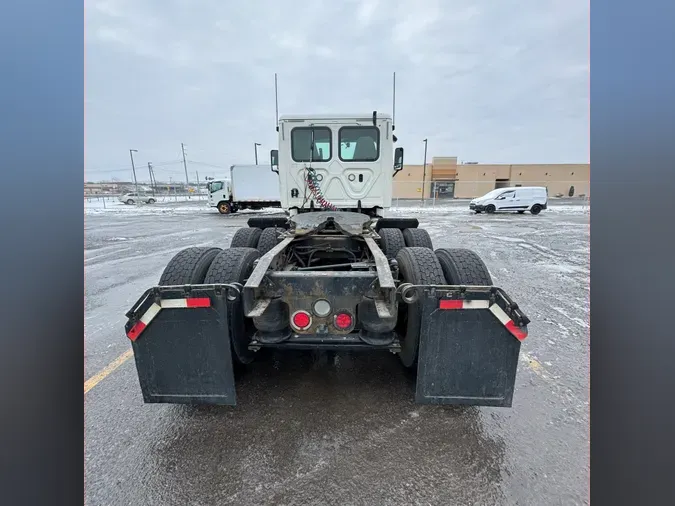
[454,163,590,198]
[510,164,590,197]
[391,158,590,199]
[393,164,431,198]
[454,165,508,198]
[430,156,457,181]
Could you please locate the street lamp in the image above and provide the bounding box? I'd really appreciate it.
[254,142,261,165]
[422,139,428,204]
[129,149,139,197]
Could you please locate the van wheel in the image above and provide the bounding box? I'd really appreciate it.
[217,202,231,214]
[530,204,542,215]
[395,247,446,368]
[485,205,495,214]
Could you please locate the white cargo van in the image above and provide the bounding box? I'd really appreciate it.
[469,186,548,215]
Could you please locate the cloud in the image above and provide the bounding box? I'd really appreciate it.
[85,0,589,181]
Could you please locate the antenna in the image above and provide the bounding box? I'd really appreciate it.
[392,72,396,131]
[275,73,279,132]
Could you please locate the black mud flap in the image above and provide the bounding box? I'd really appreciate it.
[124,285,239,405]
[413,286,530,407]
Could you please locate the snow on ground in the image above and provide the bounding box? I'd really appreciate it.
[84,197,282,216]
[85,196,589,217]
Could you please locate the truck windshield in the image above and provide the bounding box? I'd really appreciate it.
[291,127,332,162]
[339,126,380,161]
[208,181,223,193]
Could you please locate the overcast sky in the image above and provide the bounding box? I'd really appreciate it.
[85,0,589,182]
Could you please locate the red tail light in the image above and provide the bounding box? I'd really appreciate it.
[291,310,311,330]
[334,312,353,330]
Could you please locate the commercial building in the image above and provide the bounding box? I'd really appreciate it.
[393,157,589,200]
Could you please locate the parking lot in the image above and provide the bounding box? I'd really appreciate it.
[85,199,589,506]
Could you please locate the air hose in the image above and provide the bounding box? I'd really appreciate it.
[305,168,337,211]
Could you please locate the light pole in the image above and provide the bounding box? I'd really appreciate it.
[422,139,428,204]
[129,149,139,197]
[147,162,155,196]
[254,143,261,165]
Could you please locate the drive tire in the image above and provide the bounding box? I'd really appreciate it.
[485,204,496,214]
[126,199,134,205]
[402,228,433,249]
[395,247,446,368]
[158,247,223,285]
[231,227,262,248]
[257,227,282,255]
[204,247,261,365]
[217,201,231,214]
[530,204,542,215]
[147,198,156,204]
[435,248,493,286]
[378,228,405,259]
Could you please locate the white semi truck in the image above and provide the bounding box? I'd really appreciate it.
[125,110,531,408]
[207,164,282,214]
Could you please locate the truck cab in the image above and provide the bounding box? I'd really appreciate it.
[270,113,404,216]
[206,179,232,214]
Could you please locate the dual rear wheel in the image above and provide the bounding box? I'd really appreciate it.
[395,246,493,368]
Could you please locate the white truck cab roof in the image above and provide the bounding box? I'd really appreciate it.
[279,113,393,122]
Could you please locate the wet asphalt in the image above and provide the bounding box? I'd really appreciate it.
[85,200,589,505]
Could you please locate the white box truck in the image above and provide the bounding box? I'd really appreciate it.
[207,164,282,214]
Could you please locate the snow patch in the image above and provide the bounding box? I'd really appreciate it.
[550,306,590,329]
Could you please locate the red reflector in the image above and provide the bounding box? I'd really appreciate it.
[126,321,146,341]
[505,320,528,341]
[186,297,211,308]
[334,312,353,330]
[439,299,463,310]
[292,311,311,329]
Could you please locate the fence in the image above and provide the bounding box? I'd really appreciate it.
[84,191,208,209]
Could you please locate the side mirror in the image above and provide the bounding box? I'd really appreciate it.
[270,150,279,174]
[394,147,404,176]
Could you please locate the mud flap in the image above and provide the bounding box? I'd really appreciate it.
[414,288,528,407]
[124,286,237,405]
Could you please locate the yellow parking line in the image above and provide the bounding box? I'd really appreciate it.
[84,349,134,394]
[521,352,547,378]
